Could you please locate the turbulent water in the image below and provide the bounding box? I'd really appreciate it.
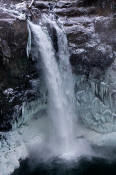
[28,16,78,159]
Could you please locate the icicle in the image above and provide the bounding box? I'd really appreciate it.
[26,20,32,58]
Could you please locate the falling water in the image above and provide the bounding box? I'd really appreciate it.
[27,16,78,159]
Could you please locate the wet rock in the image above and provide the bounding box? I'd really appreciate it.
[34,1,49,10]
[62,15,115,77]
[55,6,96,17]
[0,3,35,131]
[0,89,22,131]
[24,90,37,102]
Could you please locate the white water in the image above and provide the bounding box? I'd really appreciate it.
[28,18,77,159]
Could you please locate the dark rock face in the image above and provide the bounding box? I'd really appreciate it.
[0,7,36,131]
[0,0,116,131]
[33,0,116,76]
[0,15,28,87]
[66,17,115,75]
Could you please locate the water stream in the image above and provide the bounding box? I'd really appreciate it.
[27,16,77,159]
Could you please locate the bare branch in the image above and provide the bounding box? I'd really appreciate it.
[27,0,34,9]
[26,0,36,21]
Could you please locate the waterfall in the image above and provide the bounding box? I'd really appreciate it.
[27,16,78,159]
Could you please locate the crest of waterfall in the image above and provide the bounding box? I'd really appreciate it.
[27,16,78,159]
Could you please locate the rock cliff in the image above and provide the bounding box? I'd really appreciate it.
[0,0,116,132]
